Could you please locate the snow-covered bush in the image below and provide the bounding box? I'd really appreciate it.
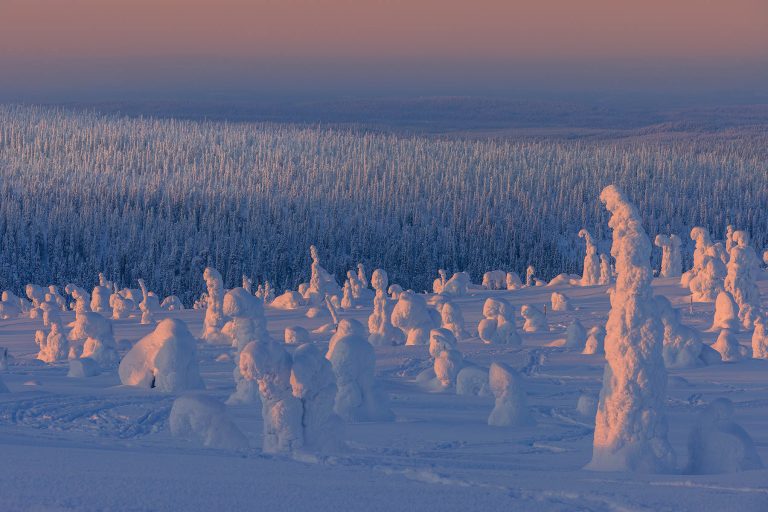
[327,319,367,357]
[201,267,228,344]
[752,314,768,359]
[550,292,572,312]
[240,340,303,453]
[69,312,119,366]
[587,185,674,473]
[271,291,304,310]
[290,343,341,451]
[284,326,310,345]
[711,291,741,331]
[456,366,490,396]
[327,331,393,422]
[723,230,762,329]
[119,318,204,392]
[161,295,184,311]
[506,272,523,290]
[440,272,471,297]
[655,296,713,369]
[487,362,534,427]
[564,318,587,350]
[482,270,506,290]
[478,298,521,345]
[686,398,763,474]
[582,325,606,355]
[711,329,749,362]
[440,300,469,340]
[368,289,405,346]
[170,394,249,450]
[35,321,68,363]
[67,357,100,378]
[520,304,547,333]
[579,229,600,286]
[391,291,436,346]
[654,234,682,278]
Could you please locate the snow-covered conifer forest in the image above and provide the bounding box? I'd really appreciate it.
[1,105,767,303]
[0,105,767,511]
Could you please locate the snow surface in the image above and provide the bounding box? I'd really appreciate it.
[0,278,766,510]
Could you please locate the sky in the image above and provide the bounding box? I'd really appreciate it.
[0,0,766,101]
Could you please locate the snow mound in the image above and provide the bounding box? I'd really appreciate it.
[284,326,310,345]
[391,291,436,346]
[482,270,506,290]
[521,304,547,333]
[711,291,741,332]
[170,394,249,451]
[271,291,304,310]
[487,362,534,427]
[70,312,119,366]
[711,329,750,362]
[550,292,572,312]
[582,325,606,355]
[67,357,101,378]
[456,366,490,396]
[478,298,521,345]
[687,398,763,474]
[119,318,205,392]
[563,318,587,350]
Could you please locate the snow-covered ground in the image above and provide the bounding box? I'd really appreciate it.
[1,278,766,511]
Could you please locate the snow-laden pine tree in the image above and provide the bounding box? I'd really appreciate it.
[578,229,600,286]
[587,185,674,473]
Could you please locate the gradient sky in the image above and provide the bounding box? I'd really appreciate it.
[1,0,766,100]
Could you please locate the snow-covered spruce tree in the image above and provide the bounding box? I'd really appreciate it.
[582,325,606,355]
[506,271,523,290]
[440,300,469,340]
[69,312,119,366]
[520,304,547,333]
[752,313,768,359]
[654,234,682,278]
[477,298,521,345]
[564,318,587,350]
[391,291,436,345]
[482,270,507,290]
[587,185,674,473]
[35,321,68,363]
[240,340,303,453]
[525,266,535,287]
[724,230,762,329]
[550,292,572,312]
[655,296,717,369]
[65,284,91,314]
[368,288,405,347]
[201,267,228,344]
[579,229,600,286]
[487,362,534,427]
[599,254,613,285]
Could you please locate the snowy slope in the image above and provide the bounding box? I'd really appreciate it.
[0,278,766,511]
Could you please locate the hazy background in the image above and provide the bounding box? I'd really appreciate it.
[1,0,766,129]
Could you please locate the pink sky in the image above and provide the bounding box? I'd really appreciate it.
[1,0,766,97]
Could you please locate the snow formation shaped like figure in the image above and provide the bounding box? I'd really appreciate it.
[340,279,354,309]
[440,272,471,297]
[579,229,600,286]
[525,266,535,287]
[170,394,248,450]
[65,284,91,314]
[440,300,469,340]
[368,289,405,347]
[655,296,711,369]
[478,298,521,345]
[482,270,507,290]
[240,340,303,453]
[388,284,403,300]
[0,291,21,320]
[432,269,448,294]
[599,254,613,285]
[506,271,523,290]
[520,304,547,333]
[428,328,464,390]
[550,292,572,312]
[90,275,112,314]
[654,234,683,278]
[370,269,388,293]
[752,314,768,359]
[271,291,304,310]
[564,318,587,350]
[303,245,341,305]
[284,325,310,345]
[35,321,69,363]
[723,230,762,329]
[201,267,228,344]
[711,329,749,362]
[587,185,674,473]
[161,295,184,311]
[711,291,741,332]
[346,269,373,303]
[290,343,342,451]
[725,225,736,256]
[110,292,134,320]
[137,279,156,325]
[222,287,270,352]
[327,331,393,422]
[487,362,534,427]
[327,318,368,357]
[119,318,204,392]
[47,285,67,311]
[391,291,436,345]
[357,263,368,289]
[687,398,763,474]
[39,295,60,327]
[582,325,606,355]
[70,312,119,366]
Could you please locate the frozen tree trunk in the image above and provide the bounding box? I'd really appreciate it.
[587,185,674,473]
[579,229,600,286]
